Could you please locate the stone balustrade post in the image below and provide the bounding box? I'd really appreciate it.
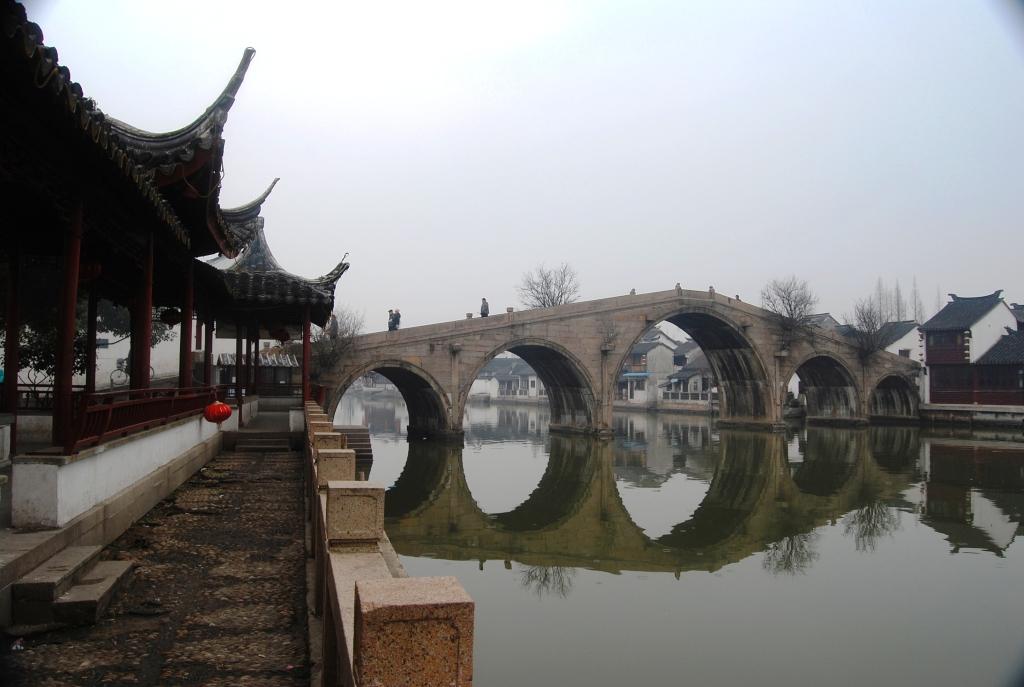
[317,448,357,486]
[325,480,384,544]
[354,577,475,687]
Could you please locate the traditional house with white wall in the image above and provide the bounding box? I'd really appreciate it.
[468,356,545,402]
[920,291,1019,404]
[617,336,677,405]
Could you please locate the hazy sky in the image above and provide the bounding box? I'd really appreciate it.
[27,0,1024,331]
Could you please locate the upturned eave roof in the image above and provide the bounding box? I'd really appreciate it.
[920,291,1005,332]
[1,1,192,249]
[106,48,254,176]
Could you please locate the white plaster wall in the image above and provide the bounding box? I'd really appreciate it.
[885,329,923,361]
[970,492,1017,551]
[11,461,59,527]
[468,378,498,398]
[14,412,238,528]
[0,424,9,462]
[18,415,53,443]
[969,303,1017,363]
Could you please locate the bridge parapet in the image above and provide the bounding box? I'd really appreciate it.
[325,288,920,435]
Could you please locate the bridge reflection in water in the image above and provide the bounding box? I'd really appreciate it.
[338,395,1024,686]
[380,421,929,576]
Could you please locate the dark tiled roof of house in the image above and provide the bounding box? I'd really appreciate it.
[835,324,858,338]
[479,358,537,379]
[631,341,661,355]
[920,291,1004,332]
[1011,304,1024,325]
[217,352,300,367]
[976,330,1024,365]
[877,321,919,347]
[807,313,840,329]
[674,340,701,356]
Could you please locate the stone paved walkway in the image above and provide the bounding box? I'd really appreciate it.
[1,446,309,686]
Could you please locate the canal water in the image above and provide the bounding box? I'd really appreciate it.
[335,394,1024,687]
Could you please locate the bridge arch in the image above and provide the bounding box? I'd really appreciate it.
[326,359,454,438]
[868,374,919,421]
[459,338,597,432]
[615,307,773,423]
[786,352,861,422]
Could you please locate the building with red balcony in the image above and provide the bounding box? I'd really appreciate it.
[920,291,1019,404]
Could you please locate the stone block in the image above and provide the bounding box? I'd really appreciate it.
[313,432,344,452]
[354,576,474,687]
[317,449,356,486]
[325,481,384,543]
[309,420,333,435]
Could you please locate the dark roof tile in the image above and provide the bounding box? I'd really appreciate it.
[920,291,1004,332]
[977,330,1024,365]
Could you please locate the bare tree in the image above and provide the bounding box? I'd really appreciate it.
[520,565,576,599]
[293,305,364,379]
[760,276,818,347]
[762,532,820,575]
[517,263,581,309]
[844,297,888,360]
[911,276,925,322]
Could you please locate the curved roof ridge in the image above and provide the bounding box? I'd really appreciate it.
[222,177,280,220]
[107,48,255,166]
[314,257,351,286]
[228,222,282,273]
[949,290,1003,302]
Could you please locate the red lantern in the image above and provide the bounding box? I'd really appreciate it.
[203,401,233,423]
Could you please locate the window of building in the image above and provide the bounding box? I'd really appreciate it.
[927,332,960,347]
[635,380,645,391]
[898,349,911,358]
[530,379,536,388]
[97,338,110,349]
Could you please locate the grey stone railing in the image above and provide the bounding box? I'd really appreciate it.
[304,401,475,686]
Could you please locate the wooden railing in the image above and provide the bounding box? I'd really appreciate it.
[662,391,712,401]
[1,383,86,412]
[66,386,219,454]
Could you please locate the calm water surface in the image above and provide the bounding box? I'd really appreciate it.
[335,394,1024,687]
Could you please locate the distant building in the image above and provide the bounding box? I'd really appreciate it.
[806,313,842,331]
[617,335,676,405]
[1010,303,1024,332]
[877,320,922,360]
[469,357,545,402]
[660,346,716,401]
[920,290,1020,404]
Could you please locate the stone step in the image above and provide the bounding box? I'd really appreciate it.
[52,560,135,625]
[13,545,102,603]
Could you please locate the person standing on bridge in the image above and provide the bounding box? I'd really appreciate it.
[392,308,401,330]
[480,298,489,318]
[387,309,396,331]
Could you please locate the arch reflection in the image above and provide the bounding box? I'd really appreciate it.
[383,424,921,575]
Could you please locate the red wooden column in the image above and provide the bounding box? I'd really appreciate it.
[130,232,154,390]
[302,305,312,402]
[4,247,20,455]
[235,325,244,425]
[54,199,83,446]
[178,262,194,388]
[85,289,98,393]
[203,309,214,387]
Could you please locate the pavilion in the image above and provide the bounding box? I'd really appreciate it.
[0,0,347,529]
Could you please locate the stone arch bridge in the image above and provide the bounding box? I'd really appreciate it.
[323,288,920,437]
